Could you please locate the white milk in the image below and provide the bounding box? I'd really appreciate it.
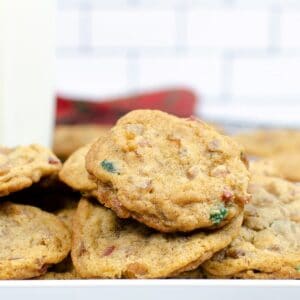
[0,0,55,147]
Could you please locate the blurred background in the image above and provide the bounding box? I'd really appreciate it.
[56,0,300,127]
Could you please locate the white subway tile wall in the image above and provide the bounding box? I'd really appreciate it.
[56,0,300,123]
[280,12,300,49]
[187,9,270,50]
[138,55,223,97]
[91,10,176,47]
[56,55,128,97]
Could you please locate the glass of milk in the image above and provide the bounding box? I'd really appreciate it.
[0,0,55,147]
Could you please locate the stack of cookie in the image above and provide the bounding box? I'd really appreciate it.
[60,110,250,278]
[0,145,72,279]
[1,110,300,280]
[202,160,300,279]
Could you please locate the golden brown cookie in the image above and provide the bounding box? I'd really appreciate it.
[37,256,79,280]
[59,144,97,198]
[55,199,78,231]
[0,202,71,279]
[86,110,249,232]
[38,270,78,280]
[0,145,61,197]
[234,129,300,157]
[249,159,282,178]
[53,125,111,160]
[204,266,300,279]
[174,268,205,279]
[205,122,225,134]
[269,151,300,182]
[227,267,300,279]
[202,173,300,279]
[72,198,243,279]
[37,200,78,280]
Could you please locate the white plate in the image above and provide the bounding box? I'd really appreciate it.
[0,280,299,300]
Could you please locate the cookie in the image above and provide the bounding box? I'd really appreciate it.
[0,202,71,279]
[55,199,78,231]
[249,159,281,178]
[59,144,97,198]
[202,173,300,279]
[174,268,205,279]
[205,122,225,134]
[37,256,79,280]
[234,129,300,157]
[37,200,78,280]
[38,270,78,280]
[0,145,61,197]
[72,198,243,279]
[224,267,300,279]
[270,151,300,182]
[86,110,249,232]
[53,125,111,160]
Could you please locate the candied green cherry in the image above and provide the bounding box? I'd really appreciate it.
[210,206,228,225]
[100,160,118,174]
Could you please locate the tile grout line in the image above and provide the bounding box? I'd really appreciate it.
[126,50,140,92]
[78,0,92,54]
[268,3,282,55]
[174,0,188,55]
[220,51,234,104]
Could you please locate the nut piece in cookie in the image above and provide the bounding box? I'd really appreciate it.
[203,168,300,279]
[0,202,71,279]
[0,144,62,197]
[71,198,243,279]
[86,110,250,232]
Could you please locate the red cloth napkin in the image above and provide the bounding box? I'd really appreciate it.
[56,88,197,125]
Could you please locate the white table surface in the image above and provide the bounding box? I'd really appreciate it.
[0,280,299,300]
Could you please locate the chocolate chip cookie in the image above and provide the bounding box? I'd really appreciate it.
[0,202,71,279]
[202,172,300,279]
[86,110,249,232]
[0,145,61,197]
[72,198,243,279]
